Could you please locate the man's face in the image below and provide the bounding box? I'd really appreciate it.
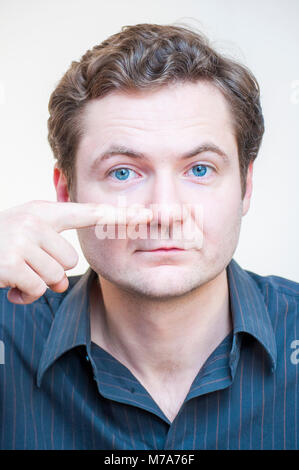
[63,81,252,299]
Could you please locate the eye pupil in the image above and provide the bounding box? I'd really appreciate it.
[192,165,207,177]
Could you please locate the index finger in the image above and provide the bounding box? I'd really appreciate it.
[27,201,153,233]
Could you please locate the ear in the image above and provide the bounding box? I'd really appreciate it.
[242,161,254,216]
[53,163,71,202]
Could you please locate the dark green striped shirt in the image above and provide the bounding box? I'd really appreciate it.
[0,258,298,449]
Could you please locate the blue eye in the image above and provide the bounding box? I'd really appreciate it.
[110,168,134,181]
[108,163,213,183]
[190,164,210,178]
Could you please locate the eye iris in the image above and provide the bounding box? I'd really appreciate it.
[192,165,207,177]
[115,168,130,180]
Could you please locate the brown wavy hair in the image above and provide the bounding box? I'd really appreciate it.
[47,23,264,200]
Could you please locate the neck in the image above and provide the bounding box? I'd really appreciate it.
[90,268,232,385]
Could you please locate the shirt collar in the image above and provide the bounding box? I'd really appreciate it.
[227,258,277,372]
[36,257,277,387]
[36,266,96,387]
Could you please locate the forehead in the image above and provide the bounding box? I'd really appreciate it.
[77,81,237,163]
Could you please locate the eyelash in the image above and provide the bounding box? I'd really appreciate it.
[107,163,215,183]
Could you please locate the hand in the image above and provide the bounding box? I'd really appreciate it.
[0,200,152,305]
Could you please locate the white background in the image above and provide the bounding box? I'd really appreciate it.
[0,0,298,281]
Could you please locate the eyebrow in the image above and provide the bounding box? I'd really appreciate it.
[89,142,229,172]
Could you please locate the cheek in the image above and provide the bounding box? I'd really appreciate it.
[77,226,128,263]
[75,168,107,203]
[201,189,242,247]
[75,185,106,204]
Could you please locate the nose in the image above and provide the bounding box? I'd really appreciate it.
[145,171,190,236]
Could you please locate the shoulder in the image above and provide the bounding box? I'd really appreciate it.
[0,273,84,342]
[245,269,299,298]
[245,268,299,328]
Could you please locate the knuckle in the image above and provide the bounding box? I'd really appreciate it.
[11,211,39,234]
[30,282,47,298]
[1,253,20,271]
[26,200,46,210]
[64,251,79,269]
[49,268,65,285]
[10,232,27,251]
[21,212,39,230]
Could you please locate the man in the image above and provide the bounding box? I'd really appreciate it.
[0,23,298,450]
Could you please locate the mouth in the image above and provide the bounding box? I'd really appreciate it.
[135,247,186,254]
[148,247,184,251]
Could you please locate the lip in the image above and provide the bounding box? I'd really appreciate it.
[150,248,185,251]
[136,248,186,253]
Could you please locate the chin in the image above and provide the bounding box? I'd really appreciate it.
[135,283,202,301]
[121,270,204,301]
